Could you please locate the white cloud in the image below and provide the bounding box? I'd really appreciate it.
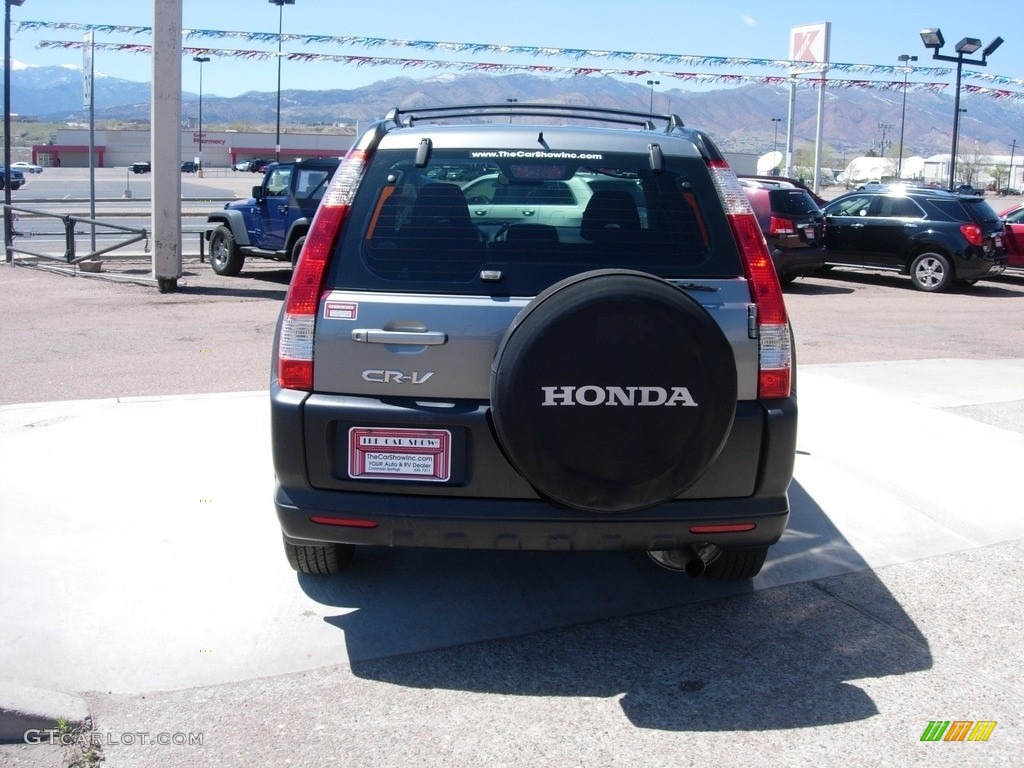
[742,15,758,26]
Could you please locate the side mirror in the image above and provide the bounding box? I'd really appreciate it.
[252,186,263,201]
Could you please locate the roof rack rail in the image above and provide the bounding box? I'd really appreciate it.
[384,104,685,134]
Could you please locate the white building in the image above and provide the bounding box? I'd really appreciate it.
[32,128,354,169]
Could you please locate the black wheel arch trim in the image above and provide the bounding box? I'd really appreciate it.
[206,209,253,247]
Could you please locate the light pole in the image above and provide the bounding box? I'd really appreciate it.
[771,117,782,175]
[506,97,516,123]
[269,0,294,163]
[193,55,209,177]
[896,53,917,179]
[920,28,1003,190]
[646,79,660,113]
[3,0,25,264]
[956,108,967,185]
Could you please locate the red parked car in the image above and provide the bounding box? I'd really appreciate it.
[999,204,1024,269]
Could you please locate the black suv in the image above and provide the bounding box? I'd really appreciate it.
[271,104,797,581]
[741,177,827,283]
[821,186,1007,291]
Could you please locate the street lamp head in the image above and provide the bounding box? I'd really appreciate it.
[919,28,944,49]
[983,36,1004,58]
[268,0,295,5]
[898,54,918,64]
[193,56,210,64]
[954,37,982,55]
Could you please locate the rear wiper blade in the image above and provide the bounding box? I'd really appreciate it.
[670,281,719,292]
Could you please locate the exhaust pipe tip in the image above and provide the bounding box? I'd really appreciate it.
[647,544,720,577]
[684,556,707,578]
[647,547,706,576]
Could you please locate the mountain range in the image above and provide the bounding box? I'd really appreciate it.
[6,65,1024,162]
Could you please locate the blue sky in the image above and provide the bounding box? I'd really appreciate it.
[8,0,1022,100]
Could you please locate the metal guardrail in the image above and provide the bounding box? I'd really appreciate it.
[2,197,234,267]
[4,202,147,265]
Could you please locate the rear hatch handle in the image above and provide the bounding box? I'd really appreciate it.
[351,329,448,345]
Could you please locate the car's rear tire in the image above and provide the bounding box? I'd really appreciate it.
[209,225,245,276]
[910,251,952,292]
[704,546,768,580]
[283,538,355,575]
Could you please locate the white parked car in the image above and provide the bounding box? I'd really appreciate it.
[11,161,43,174]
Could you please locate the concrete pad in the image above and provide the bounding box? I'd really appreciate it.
[0,682,89,744]
[71,541,1024,767]
[0,359,1022,704]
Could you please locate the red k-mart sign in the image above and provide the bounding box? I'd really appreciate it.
[790,22,831,69]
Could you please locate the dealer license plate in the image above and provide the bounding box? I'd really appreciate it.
[348,427,451,482]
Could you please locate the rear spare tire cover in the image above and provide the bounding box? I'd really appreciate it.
[491,270,737,513]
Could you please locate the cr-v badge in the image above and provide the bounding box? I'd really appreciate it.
[362,369,435,384]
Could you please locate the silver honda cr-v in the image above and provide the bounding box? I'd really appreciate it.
[271,103,797,581]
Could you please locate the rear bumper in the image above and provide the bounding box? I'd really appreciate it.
[954,249,1007,279]
[271,385,797,553]
[277,486,791,552]
[772,245,827,277]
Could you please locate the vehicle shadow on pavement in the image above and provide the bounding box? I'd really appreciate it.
[813,268,1023,297]
[781,279,855,296]
[299,480,932,732]
[177,283,288,301]
[177,266,291,299]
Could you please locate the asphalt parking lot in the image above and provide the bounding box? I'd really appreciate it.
[2,182,1024,766]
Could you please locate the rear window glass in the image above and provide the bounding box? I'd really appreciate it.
[329,148,741,296]
[929,196,991,224]
[958,197,1001,224]
[768,189,820,215]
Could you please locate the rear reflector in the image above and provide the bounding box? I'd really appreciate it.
[689,523,757,534]
[310,515,379,529]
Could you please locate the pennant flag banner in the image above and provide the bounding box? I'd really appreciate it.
[20,20,954,76]
[19,21,1024,101]
[33,39,968,94]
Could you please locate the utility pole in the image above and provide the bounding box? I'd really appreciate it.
[878,123,895,160]
[1009,139,1018,193]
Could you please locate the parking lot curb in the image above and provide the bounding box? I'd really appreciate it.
[0,682,90,743]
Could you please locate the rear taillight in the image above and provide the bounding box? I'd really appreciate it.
[960,223,983,247]
[277,150,368,391]
[708,160,792,399]
[769,215,795,235]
